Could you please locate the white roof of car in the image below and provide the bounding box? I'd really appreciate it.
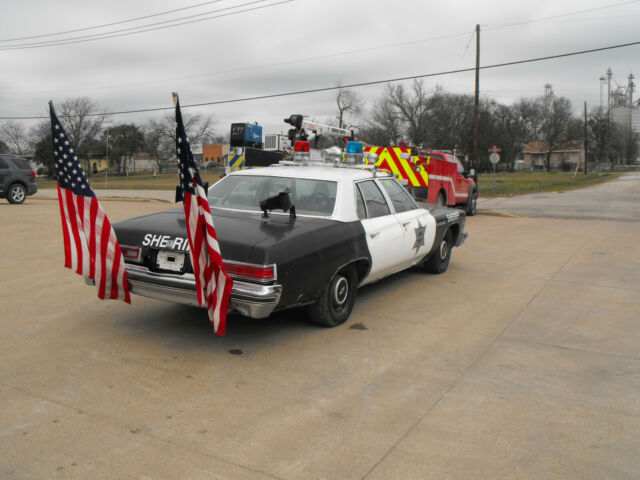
[229,163,390,182]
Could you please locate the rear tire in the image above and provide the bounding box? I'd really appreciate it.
[7,183,26,204]
[424,229,452,274]
[466,188,477,216]
[308,266,358,327]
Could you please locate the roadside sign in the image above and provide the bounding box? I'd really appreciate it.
[488,146,502,194]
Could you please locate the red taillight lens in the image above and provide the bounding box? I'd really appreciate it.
[294,141,310,152]
[121,246,141,262]
[223,262,275,282]
[30,171,36,178]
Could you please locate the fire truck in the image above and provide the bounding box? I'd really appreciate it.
[363,145,477,216]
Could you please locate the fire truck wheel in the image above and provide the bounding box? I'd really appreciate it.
[308,265,358,327]
[424,229,452,274]
[466,188,477,216]
[436,191,446,207]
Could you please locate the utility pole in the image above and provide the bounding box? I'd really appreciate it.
[472,24,480,185]
[607,67,613,124]
[584,102,588,175]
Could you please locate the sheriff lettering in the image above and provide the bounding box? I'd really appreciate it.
[142,234,190,251]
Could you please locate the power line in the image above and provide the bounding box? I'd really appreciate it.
[6,0,638,93]
[3,39,640,120]
[0,0,225,42]
[12,30,475,96]
[0,0,290,50]
[485,0,640,30]
[2,0,636,52]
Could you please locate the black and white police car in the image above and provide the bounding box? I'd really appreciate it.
[113,141,468,327]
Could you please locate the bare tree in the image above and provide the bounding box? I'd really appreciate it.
[384,80,432,146]
[513,98,545,142]
[335,85,362,129]
[0,121,30,155]
[541,96,574,171]
[145,110,218,172]
[359,96,403,146]
[57,97,104,157]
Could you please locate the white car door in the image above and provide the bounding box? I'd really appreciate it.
[355,179,407,284]
[378,178,435,268]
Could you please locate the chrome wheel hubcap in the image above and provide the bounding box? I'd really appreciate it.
[333,277,349,306]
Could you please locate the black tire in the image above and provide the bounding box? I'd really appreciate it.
[308,266,358,327]
[7,183,26,204]
[424,229,453,274]
[466,188,477,216]
[435,191,446,207]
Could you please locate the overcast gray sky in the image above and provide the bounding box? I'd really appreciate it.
[1,0,639,136]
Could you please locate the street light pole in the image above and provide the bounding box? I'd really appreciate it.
[105,128,109,190]
[473,24,480,185]
[584,102,588,175]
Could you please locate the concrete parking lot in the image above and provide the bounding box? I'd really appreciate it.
[2,177,640,479]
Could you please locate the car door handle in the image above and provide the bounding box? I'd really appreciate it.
[369,231,380,239]
[402,221,411,227]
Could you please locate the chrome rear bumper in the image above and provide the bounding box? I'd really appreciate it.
[123,264,282,319]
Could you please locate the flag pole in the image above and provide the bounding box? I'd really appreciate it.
[172,92,179,107]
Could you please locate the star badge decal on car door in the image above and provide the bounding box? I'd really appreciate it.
[413,220,426,253]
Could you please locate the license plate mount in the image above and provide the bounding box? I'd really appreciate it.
[156,250,185,272]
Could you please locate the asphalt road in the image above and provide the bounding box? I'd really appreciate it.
[3,178,640,479]
[479,170,640,221]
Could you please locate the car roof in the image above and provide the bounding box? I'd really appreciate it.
[228,164,390,182]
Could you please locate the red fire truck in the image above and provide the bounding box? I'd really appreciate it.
[419,150,477,215]
[363,145,477,216]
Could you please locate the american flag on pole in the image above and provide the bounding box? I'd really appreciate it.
[173,94,233,335]
[49,101,130,303]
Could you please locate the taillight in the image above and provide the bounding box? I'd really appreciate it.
[30,171,36,178]
[223,261,276,283]
[121,245,141,262]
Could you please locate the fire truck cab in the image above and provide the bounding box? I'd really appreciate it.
[419,151,477,215]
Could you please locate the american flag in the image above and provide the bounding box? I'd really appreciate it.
[174,95,233,335]
[49,101,130,303]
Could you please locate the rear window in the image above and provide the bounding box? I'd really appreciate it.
[8,157,30,170]
[208,175,337,216]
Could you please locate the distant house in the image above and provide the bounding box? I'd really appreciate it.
[89,156,108,174]
[522,141,585,170]
[122,152,157,173]
[202,143,230,166]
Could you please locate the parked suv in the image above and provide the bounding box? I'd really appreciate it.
[0,155,38,204]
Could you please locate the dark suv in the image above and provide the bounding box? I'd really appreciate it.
[0,155,38,204]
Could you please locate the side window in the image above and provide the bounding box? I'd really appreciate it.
[379,178,417,213]
[8,157,30,170]
[0,158,8,169]
[455,159,464,174]
[354,185,367,219]
[357,180,391,218]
